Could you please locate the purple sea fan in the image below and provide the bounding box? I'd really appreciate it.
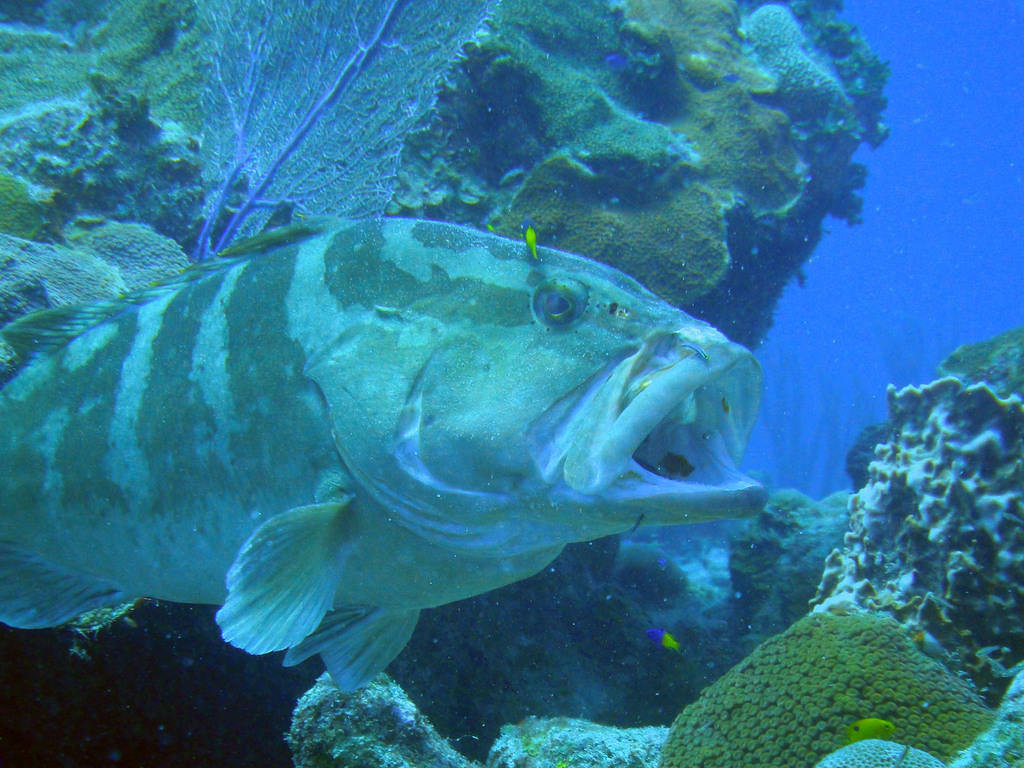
[193,0,495,260]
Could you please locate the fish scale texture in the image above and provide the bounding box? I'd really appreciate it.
[814,376,1024,698]
[813,739,946,768]
[657,612,992,768]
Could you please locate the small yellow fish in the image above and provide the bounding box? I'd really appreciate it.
[522,217,538,259]
[846,717,895,743]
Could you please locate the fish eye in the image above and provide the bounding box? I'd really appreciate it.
[531,279,588,328]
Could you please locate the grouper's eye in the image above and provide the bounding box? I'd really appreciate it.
[532,279,588,328]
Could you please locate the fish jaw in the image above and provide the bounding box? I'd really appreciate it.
[527,328,766,523]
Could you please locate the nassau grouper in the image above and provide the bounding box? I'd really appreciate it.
[0,217,765,689]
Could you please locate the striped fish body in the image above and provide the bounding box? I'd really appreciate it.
[1,238,334,603]
[0,218,765,689]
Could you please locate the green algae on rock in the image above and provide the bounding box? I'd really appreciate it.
[0,171,53,241]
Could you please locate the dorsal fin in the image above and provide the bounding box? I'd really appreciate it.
[2,301,127,361]
[215,216,333,257]
[2,257,244,362]
[1,217,335,363]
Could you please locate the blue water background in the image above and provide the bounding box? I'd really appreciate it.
[745,0,1024,497]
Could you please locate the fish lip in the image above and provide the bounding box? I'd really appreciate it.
[608,380,766,514]
[611,430,767,513]
[540,330,764,514]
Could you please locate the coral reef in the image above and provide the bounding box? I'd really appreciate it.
[814,739,946,768]
[845,421,892,490]
[658,612,993,768]
[387,0,888,346]
[3,0,496,259]
[938,325,1024,399]
[281,656,1024,768]
[389,539,712,761]
[813,377,1024,700]
[843,325,1024,491]
[0,236,122,325]
[729,489,849,646]
[69,221,192,290]
[0,2,205,246]
[950,667,1024,768]
[288,673,476,768]
[3,0,887,344]
[488,716,666,768]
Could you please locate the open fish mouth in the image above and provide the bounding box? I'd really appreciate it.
[529,330,766,517]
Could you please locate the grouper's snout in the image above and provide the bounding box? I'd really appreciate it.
[529,328,766,519]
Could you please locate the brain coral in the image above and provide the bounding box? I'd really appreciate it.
[742,3,850,118]
[658,612,992,768]
[815,739,946,768]
[813,378,1024,699]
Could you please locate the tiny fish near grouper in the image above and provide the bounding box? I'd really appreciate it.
[0,218,765,690]
[646,628,681,652]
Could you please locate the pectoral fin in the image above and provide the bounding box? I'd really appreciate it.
[0,542,124,628]
[283,605,420,691]
[216,500,353,655]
